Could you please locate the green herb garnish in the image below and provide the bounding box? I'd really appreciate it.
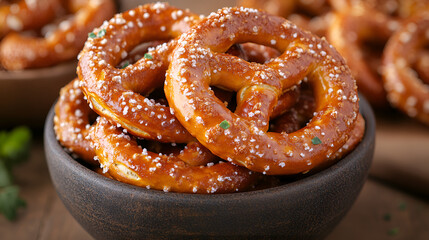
[144,53,153,59]
[0,126,31,221]
[219,120,230,130]
[383,213,391,221]
[88,29,106,39]
[387,228,399,236]
[398,201,407,211]
[311,136,322,145]
[121,61,130,69]
[88,32,97,38]
[97,29,106,38]
[0,186,26,221]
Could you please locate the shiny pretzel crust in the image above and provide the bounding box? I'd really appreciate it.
[54,78,96,164]
[0,0,115,70]
[166,7,360,175]
[78,3,200,143]
[91,117,260,194]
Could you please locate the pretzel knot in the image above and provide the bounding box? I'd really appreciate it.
[382,13,429,125]
[165,7,360,175]
[0,0,115,70]
[75,3,268,193]
[78,3,201,143]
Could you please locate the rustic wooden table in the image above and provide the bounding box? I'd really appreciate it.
[0,112,428,240]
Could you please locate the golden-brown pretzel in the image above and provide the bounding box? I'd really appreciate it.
[54,78,97,164]
[0,0,62,38]
[0,0,115,70]
[382,13,429,125]
[78,3,200,143]
[91,117,260,193]
[327,7,395,108]
[53,77,231,168]
[271,83,365,162]
[165,7,360,175]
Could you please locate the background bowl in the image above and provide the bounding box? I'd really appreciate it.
[44,96,375,240]
[0,61,76,129]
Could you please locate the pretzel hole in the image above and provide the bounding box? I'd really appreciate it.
[116,40,168,68]
[361,37,388,76]
[269,81,315,133]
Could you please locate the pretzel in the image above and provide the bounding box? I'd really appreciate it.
[330,0,429,19]
[54,41,167,164]
[327,7,396,108]
[0,0,62,38]
[165,7,360,175]
[53,78,228,168]
[382,13,429,125]
[54,78,97,164]
[78,3,201,143]
[0,0,115,70]
[238,0,332,36]
[415,50,429,84]
[270,83,365,162]
[90,117,261,193]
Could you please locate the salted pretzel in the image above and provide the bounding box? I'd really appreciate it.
[0,0,62,38]
[165,7,360,175]
[382,13,429,125]
[0,0,115,70]
[327,7,395,108]
[53,77,227,168]
[238,0,332,36]
[90,117,261,193]
[54,40,167,164]
[54,78,97,164]
[78,3,201,144]
[270,83,365,162]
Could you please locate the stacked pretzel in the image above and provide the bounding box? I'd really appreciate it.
[54,3,364,194]
[0,0,115,70]
[239,0,429,125]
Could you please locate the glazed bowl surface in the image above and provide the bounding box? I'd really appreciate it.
[44,96,375,240]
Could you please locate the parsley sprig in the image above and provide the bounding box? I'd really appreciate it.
[88,28,106,39]
[0,126,32,221]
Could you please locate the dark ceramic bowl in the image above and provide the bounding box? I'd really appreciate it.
[44,96,375,240]
[0,61,76,129]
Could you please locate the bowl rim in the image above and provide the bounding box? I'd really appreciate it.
[44,94,375,201]
[0,60,77,81]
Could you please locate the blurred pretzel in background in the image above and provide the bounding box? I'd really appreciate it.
[0,0,62,38]
[327,0,429,126]
[0,0,115,70]
[328,0,429,108]
[238,0,429,126]
[382,13,429,125]
[238,0,333,36]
